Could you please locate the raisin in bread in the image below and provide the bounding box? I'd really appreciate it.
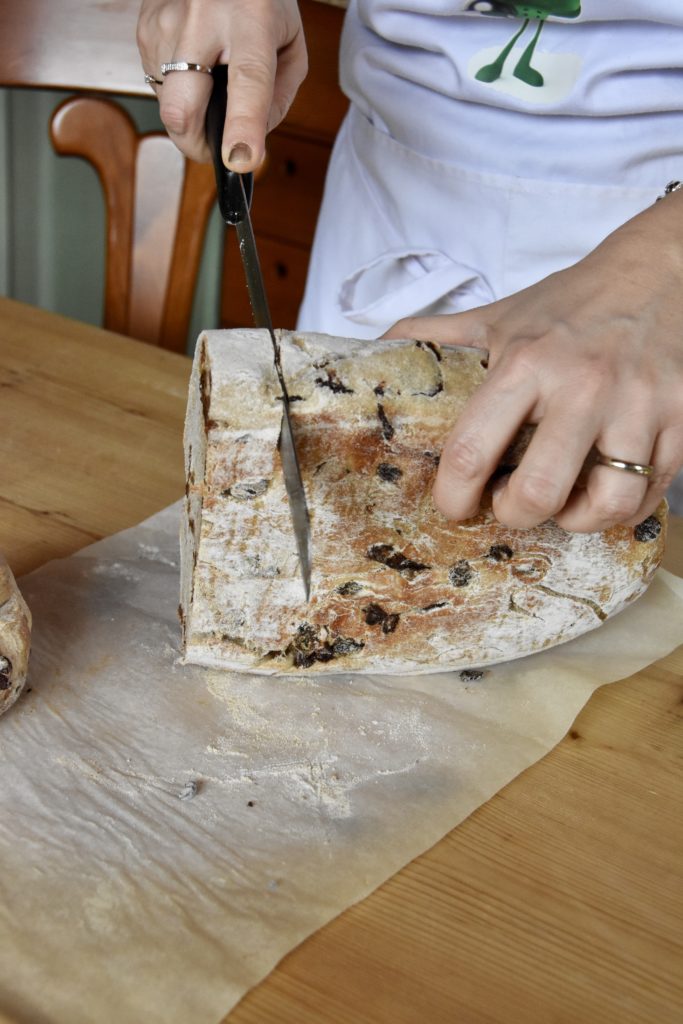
[180,330,666,675]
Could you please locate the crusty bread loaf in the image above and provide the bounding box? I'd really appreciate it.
[0,554,31,715]
[180,330,666,675]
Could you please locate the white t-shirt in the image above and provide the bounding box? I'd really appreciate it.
[340,1,683,185]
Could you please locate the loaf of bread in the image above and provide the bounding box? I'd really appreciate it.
[180,330,666,675]
[0,554,31,715]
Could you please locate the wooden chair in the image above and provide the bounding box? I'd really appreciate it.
[50,95,217,352]
[3,0,345,346]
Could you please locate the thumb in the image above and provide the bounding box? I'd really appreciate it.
[380,305,497,352]
[223,25,277,171]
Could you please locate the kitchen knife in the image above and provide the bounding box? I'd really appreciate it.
[206,65,312,601]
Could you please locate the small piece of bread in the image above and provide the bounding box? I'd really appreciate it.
[180,330,666,675]
[0,554,31,715]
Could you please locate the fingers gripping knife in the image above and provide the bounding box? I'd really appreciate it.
[206,66,312,601]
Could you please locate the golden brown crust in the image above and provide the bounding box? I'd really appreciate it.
[181,330,666,675]
[0,555,31,715]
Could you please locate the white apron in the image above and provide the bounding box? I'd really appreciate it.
[297,104,658,338]
[298,0,682,337]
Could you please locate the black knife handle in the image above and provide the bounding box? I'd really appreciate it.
[205,64,254,224]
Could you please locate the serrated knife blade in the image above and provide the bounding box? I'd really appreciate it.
[206,66,312,601]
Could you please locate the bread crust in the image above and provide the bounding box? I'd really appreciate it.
[0,555,31,715]
[181,330,666,675]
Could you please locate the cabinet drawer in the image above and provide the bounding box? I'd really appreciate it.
[252,132,333,247]
[286,0,348,143]
[221,234,312,330]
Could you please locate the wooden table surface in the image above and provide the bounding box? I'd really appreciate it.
[1,296,681,1024]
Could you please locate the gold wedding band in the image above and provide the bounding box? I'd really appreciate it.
[595,453,655,477]
[144,73,163,86]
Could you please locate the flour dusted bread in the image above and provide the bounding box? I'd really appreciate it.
[0,554,31,715]
[180,330,666,675]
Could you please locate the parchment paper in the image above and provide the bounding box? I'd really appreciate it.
[1,503,681,1024]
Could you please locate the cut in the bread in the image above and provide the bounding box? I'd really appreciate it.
[180,330,665,675]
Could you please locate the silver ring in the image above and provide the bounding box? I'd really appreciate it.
[595,453,654,477]
[656,180,682,202]
[160,61,213,76]
[144,73,163,86]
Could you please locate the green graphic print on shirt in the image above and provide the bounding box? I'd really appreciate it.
[466,1,581,86]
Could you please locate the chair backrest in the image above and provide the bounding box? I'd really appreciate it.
[50,95,217,352]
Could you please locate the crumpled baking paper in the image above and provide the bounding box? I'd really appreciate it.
[0,503,681,1024]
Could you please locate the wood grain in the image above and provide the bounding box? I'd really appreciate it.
[0,0,346,123]
[1,0,347,345]
[0,297,680,1024]
[0,0,146,96]
[50,95,216,351]
[0,297,189,575]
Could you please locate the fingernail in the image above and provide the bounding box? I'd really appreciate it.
[227,142,252,167]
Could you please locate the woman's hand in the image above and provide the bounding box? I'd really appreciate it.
[137,0,307,169]
[383,192,683,533]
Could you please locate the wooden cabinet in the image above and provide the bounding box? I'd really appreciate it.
[220,0,348,330]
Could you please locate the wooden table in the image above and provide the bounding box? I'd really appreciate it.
[1,296,681,1024]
